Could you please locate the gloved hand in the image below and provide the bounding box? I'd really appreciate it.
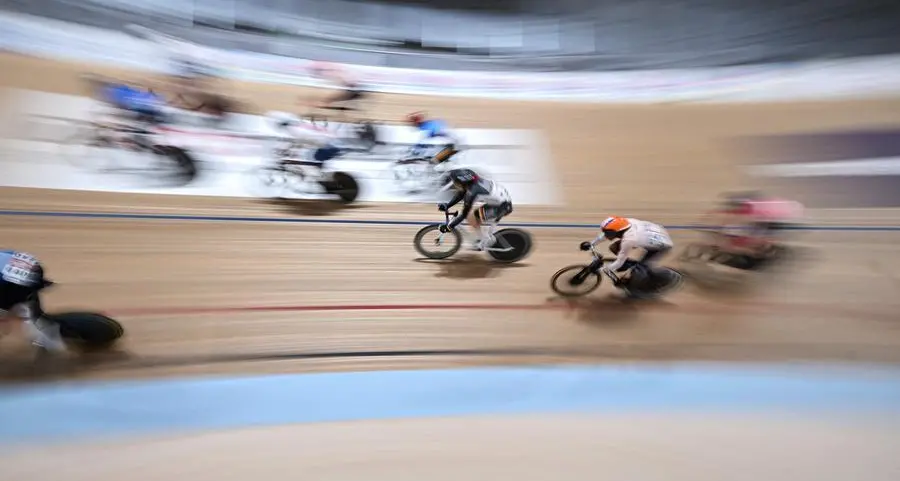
[438,203,448,212]
[439,223,451,233]
[579,241,592,251]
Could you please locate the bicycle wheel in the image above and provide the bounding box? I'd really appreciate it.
[250,165,303,197]
[414,224,462,259]
[486,228,533,263]
[323,171,360,203]
[48,311,125,351]
[550,264,603,297]
[624,267,686,300]
[60,123,119,171]
[153,145,199,184]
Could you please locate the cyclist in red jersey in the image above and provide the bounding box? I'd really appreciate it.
[710,191,804,259]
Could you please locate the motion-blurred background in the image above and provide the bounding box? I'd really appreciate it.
[2,1,900,479]
[5,0,900,70]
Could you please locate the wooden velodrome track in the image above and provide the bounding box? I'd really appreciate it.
[2,53,900,381]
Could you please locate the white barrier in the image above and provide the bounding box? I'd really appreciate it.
[2,90,561,205]
[3,12,900,102]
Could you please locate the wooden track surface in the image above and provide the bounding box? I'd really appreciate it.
[2,54,900,380]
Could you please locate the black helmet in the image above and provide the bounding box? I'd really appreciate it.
[447,168,479,188]
[721,190,761,209]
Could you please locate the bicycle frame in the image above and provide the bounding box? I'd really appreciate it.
[581,245,624,284]
[439,210,515,253]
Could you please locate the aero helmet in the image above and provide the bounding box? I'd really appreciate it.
[600,216,631,238]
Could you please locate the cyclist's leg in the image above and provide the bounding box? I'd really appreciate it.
[465,204,485,249]
[0,274,66,353]
[430,144,459,165]
[310,144,343,178]
[473,201,512,249]
[318,88,365,113]
[627,246,672,289]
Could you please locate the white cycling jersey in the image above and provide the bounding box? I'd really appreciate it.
[598,218,673,272]
[479,180,511,205]
[267,111,338,148]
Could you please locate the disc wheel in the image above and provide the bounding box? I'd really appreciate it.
[48,311,125,351]
[486,229,533,263]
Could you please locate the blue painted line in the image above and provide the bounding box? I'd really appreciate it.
[1,209,900,231]
[1,363,900,445]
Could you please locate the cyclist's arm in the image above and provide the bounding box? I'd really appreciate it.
[444,190,465,210]
[447,191,475,229]
[588,233,606,247]
[605,238,636,272]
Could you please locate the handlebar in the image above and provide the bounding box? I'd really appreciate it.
[580,243,620,282]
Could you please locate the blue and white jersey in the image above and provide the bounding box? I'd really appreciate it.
[103,84,164,112]
[417,119,455,143]
[0,250,42,287]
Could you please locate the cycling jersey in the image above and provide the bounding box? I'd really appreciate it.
[0,250,42,288]
[415,120,458,146]
[716,198,804,238]
[598,219,673,273]
[103,84,163,113]
[445,179,512,229]
[739,199,804,223]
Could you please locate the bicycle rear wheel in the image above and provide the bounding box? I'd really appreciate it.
[48,311,125,351]
[60,122,119,171]
[486,229,533,263]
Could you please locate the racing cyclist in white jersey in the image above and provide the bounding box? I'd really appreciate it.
[438,169,513,251]
[268,111,349,179]
[582,216,674,292]
[0,250,67,354]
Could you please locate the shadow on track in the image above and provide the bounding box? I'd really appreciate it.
[413,256,532,279]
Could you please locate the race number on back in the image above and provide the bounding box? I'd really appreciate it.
[643,222,670,248]
[1,251,41,286]
[489,181,511,203]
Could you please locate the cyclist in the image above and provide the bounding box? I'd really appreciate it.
[581,216,674,292]
[85,75,167,125]
[438,169,512,251]
[309,62,368,112]
[0,250,67,354]
[707,191,804,269]
[406,112,460,167]
[268,112,347,178]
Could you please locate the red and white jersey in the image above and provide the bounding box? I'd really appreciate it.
[734,198,805,223]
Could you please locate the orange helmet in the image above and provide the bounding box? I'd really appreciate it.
[600,216,631,238]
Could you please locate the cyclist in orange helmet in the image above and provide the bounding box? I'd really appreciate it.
[580,216,674,291]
